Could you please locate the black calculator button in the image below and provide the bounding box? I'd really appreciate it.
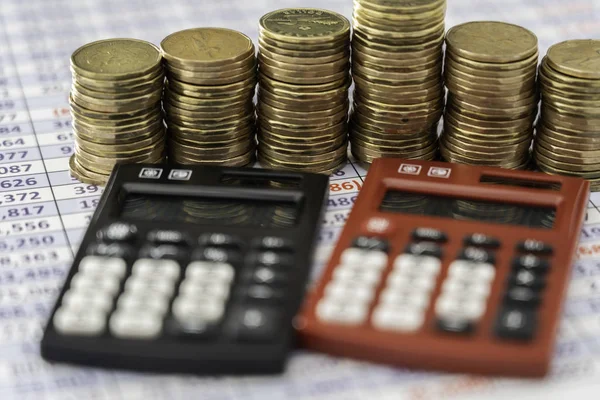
[97,222,138,242]
[241,285,286,303]
[147,230,189,246]
[199,233,243,248]
[495,307,536,340]
[109,310,163,339]
[247,266,288,286]
[509,269,546,290]
[227,306,282,342]
[86,242,134,259]
[352,236,390,252]
[411,228,447,243]
[192,247,242,265]
[248,251,294,268]
[516,240,553,255]
[436,316,475,335]
[512,255,550,273]
[463,234,500,248]
[166,317,218,339]
[504,287,541,307]
[139,244,186,260]
[404,242,442,258]
[458,247,495,264]
[53,306,106,336]
[251,236,294,252]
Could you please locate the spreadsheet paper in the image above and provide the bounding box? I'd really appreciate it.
[1,0,600,399]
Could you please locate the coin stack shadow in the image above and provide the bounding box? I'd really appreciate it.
[256,8,351,174]
[69,39,165,186]
[349,0,446,165]
[160,28,257,166]
[534,40,600,190]
[441,21,539,169]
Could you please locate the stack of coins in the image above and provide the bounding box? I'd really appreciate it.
[68,39,165,185]
[256,8,351,174]
[349,0,446,164]
[160,28,257,166]
[441,21,539,169]
[534,40,600,189]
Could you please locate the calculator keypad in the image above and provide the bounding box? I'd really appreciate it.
[53,256,127,336]
[317,239,389,325]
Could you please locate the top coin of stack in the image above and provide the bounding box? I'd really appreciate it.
[256,8,351,175]
[160,28,257,167]
[69,38,166,186]
[534,39,600,190]
[349,0,446,165]
[441,21,539,170]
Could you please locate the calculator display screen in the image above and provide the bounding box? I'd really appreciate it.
[379,190,555,229]
[119,193,300,228]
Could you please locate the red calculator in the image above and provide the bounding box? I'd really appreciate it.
[295,158,589,377]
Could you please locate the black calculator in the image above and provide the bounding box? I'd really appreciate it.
[40,163,329,374]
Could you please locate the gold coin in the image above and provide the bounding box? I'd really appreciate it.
[546,39,600,80]
[169,137,253,158]
[446,47,538,73]
[259,63,348,85]
[165,88,250,107]
[166,60,256,81]
[441,146,527,169]
[170,146,256,166]
[441,140,527,165]
[352,109,441,134]
[445,107,534,134]
[258,52,348,73]
[76,129,165,157]
[352,39,441,63]
[160,28,254,68]
[354,99,443,120]
[166,51,256,73]
[168,66,256,86]
[538,120,600,143]
[258,99,348,120]
[445,74,536,98]
[257,151,346,174]
[169,111,255,130]
[353,48,441,70]
[73,116,163,137]
[543,95,600,118]
[259,132,347,155]
[539,57,600,90]
[443,131,531,154]
[171,129,253,145]
[355,95,443,114]
[353,8,444,32]
[259,33,348,52]
[351,129,436,150]
[69,94,159,120]
[259,8,350,44]
[353,16,445,41]
[259,107,348,129]
[166,76,256,99]
[542,103,600,130]
[69,154,107,186]
[534,159,600,179]
[259,126,345,143]
[259,119,348,138]
[166,94,252,113]
[534,145,600,170]
[351,138,438,160]
[71,87,161,113]
[74,126,164,144]
[354,81,443,104]
[445,64,537,88]
[71,105,162,128]
[351,30,443,55]
[258,44,348,65]
[448,93,538,117]
[164,101,253,120]
[259,73,349,94]
[353,1,445,23]
[71,38,161,80]
[351,120,437,140]
[536,134,600,160]
[258,140,347,163]
[355,0,446,15]
[446,21,538,63]
[353,60,442,82]
[259,78,349,101]
[443,54,537,79]
[71,67,164,91]
[257,37,345,58]
[258,89,347,112]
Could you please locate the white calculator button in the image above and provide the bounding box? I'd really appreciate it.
[71,273,121,295]
[185,261,235,283]
[435,295,487,320]
[448,261,496,282]
[324,281,375,303]
[339,248,366,266]
[132,259,180,281]
[363,251,388,269]
[124,277,175,297]
[53,307,106,336]
[62,289,113,312]
[179,280,230,300]
[316,299,368,325]
[386,271,437,292]
[117,293,170,315]
[172,297,225,323]
[379,287,430,309]
[109,311,163,339]
[333,265,381,285]
[372,306,424,332]
[79,256,126,278]
[419,256,442,275]
[393,254,419,270]
[441,280,491,298]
